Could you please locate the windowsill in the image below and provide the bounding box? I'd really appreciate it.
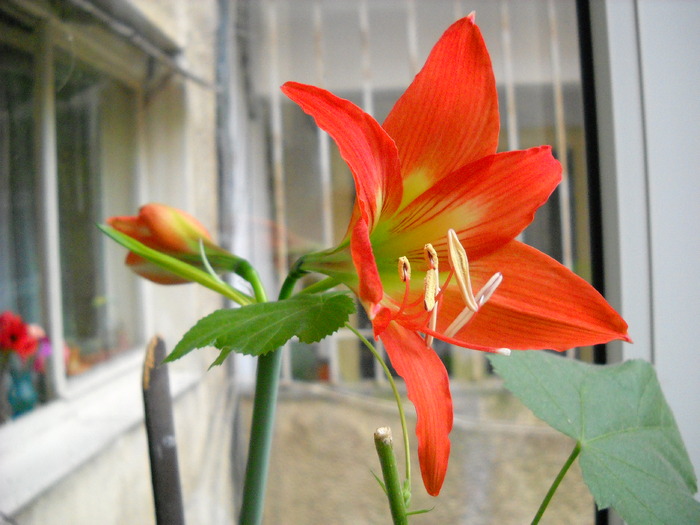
[0,348,202,516]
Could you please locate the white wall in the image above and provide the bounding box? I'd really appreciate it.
[594,0,700,479]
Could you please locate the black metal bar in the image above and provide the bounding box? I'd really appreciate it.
[575,1,609,524]
[143,336,185,525]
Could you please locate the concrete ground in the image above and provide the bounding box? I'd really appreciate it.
[238,380,593,524]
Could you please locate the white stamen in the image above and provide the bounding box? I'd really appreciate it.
[476,272,503,307]
[444,306,475,338]
[444,271,503,338]
[495,348,511,356]
[425,306,438,347]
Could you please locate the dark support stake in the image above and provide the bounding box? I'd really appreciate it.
[143,336,185,525]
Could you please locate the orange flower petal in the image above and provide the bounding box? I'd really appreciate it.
[350,217,383,309]
[139,203,214,253]
[379,147,562,261]
[108,203,214,254]
[383,16,499,184]
[379,321,453,496]
[282,82,403,229]
[438,241,631,350]
[125,252,190,285]
[106,214,150,242]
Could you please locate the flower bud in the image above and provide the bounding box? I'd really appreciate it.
[107,203,231,284]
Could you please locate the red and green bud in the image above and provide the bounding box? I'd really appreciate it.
[107,203,232,284]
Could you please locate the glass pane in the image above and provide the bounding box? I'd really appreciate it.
[0,44,42,324]
[54,53,141,375]
[0,42,50,417]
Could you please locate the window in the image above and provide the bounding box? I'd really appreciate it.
[246,0,597,381]
[1,44,40,325]
[54,52,141,375]
[1,13,142,417]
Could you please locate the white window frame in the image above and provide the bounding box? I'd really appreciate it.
[591,0,700,489]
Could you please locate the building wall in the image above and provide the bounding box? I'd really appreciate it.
[2,1,237,522]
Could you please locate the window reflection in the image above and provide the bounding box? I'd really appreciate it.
[0,44,41,326]
[54,53,140,374]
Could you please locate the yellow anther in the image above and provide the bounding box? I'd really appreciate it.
[423,269,438,311]
[447,229,479,312]
[424,243,438,270]
[398,256,411,282]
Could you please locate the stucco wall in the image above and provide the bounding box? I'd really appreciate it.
[12,364,236,524]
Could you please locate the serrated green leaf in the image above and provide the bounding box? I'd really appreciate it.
[488,351,700,525]
[167,292,355,366]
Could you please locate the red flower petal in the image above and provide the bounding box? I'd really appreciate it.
[107,214,150,243]
[350,217,383,309]
[379,321,453,496]
[0,311,38,359]
[281,82,403,229]
[107,203,214,255]
[379,147,562,261]
[125,253,190,285]
[383,16,499,184]
[438,241,631,350]
[139,203,214,252]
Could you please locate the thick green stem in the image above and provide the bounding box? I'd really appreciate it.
[238,262,306,525]
[374,427,409,525]
[238,350,282,525]
[532,442,582,524]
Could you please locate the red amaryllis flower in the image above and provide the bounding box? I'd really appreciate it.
[107,203,233,284]
[282,16,630,496]
[0,311,38,360]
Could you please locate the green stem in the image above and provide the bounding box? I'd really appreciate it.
[346,324,412,493]
[231,258,268,303]
[298,276,340,295]
[238,262,306,525]
[374,427,408,525]
[531,442,581,524]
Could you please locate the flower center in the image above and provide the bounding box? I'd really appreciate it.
[396,228,507,354]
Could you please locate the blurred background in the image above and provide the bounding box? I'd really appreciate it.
[1,0,698,523]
